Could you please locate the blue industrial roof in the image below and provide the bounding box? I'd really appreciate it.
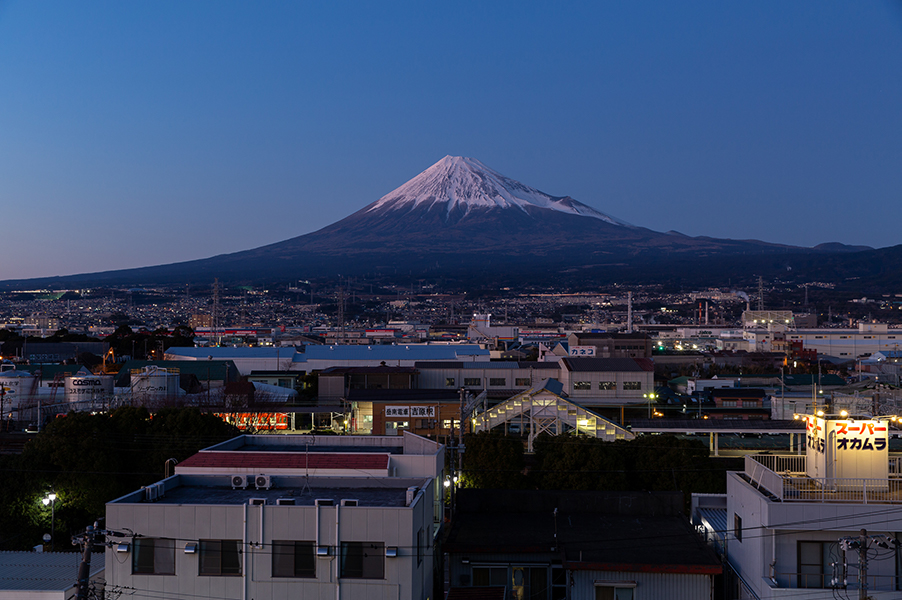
[294,344,489,363]
[165,347,291,359]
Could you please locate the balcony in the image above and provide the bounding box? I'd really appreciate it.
[743,454,902,503]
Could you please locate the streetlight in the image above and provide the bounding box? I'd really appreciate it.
[41,493,57,550]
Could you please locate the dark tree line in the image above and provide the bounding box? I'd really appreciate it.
[460,432,740,511]
[0,407,238,550]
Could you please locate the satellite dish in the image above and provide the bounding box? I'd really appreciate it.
[43,534,51,543]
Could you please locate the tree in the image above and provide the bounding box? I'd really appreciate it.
[0,407,239,550]
[460,432,526,489]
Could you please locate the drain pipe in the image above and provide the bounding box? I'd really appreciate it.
[243,502,248,600]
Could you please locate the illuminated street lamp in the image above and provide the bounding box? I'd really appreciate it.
[41,493,57,550]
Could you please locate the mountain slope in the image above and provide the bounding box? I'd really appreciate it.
[0,156,881,288]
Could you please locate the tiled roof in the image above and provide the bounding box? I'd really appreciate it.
[178,451,389,471]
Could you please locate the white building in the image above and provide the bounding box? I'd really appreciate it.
[106,433,444,600]
[714,412,902,598]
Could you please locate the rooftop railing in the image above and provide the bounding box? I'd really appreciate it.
[744,454,902,504]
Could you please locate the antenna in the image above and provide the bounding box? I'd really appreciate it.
[757,276,765,311]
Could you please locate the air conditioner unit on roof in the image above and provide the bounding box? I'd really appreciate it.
[255,475,272,490]
[231,475,249,489]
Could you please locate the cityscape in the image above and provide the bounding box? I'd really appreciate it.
[2,2,901,600]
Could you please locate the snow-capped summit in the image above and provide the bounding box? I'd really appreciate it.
[364,155,631,226]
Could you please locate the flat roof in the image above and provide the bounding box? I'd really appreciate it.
[177,451,391,471]
[151,484,410,507]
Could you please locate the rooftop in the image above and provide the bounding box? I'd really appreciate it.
[445,490,719,573]
[0,551,104,592]
[561,357,655,372]
[112,475,427,507]
[177,451,391,472]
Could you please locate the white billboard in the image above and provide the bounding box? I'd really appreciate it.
[805,415,889,483]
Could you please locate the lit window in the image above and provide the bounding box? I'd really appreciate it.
[598,381,615,390]
[464,378,481,387]
[623,382,641,391]
[574,381,591,390]
[445,378,455,387]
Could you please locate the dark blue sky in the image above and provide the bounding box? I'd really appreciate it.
[1,1,901,280]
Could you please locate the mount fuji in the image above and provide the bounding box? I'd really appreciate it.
[1,156,876,288]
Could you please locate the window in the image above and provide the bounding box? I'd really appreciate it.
[722,400,738,408]
[595,585,634,600]
[623,382,641,391]
[200,540,242,575]
[551,566,567,600]
[598,381,615,390]
[733,514,742,542]
[798,541,832,588]
[464,378,481,387]
[574,381,591,390]
[272,541,315,578]
[742,400,759,408]
[473,566,507,586]
[515,378,531,386]
[417,527,425,565]
[340,542,384,579]
[443,419,460,430]
[445,378,455,387]
[132,538,175,575]
[489,378,506,387]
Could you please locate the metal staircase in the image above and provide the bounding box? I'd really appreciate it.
[473,380,633,451]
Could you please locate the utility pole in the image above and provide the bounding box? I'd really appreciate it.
[858,529,868,600]
[74,524,96,600]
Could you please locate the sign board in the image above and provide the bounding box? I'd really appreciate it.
[568,346,596,357]
[804,415,889,482]
[385,406,436,418]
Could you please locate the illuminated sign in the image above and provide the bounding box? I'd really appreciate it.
[804,415,889,482]
[385,406,436,418]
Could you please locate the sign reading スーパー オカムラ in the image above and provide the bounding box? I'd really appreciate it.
[804,415,889,482]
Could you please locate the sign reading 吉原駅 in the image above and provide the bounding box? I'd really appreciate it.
[385,406,436,418]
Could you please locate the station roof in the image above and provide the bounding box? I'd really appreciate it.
[629,418,806,434]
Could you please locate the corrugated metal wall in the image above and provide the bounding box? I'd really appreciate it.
[570,570,712,600]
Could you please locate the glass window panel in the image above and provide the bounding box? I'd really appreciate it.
[154,539,175,575]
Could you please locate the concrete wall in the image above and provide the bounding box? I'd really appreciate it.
[727,472,902,598]
[106,482,434,600]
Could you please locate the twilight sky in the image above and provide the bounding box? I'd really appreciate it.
[1,1,901,280]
